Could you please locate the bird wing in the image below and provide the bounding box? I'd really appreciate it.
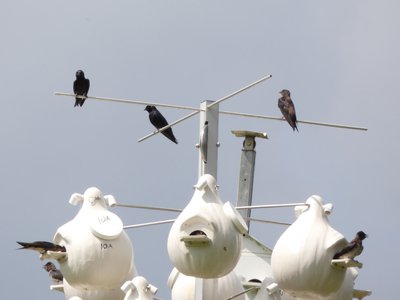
[83,78,90,95]
[278,98,291,121]
[333,241,357,259]
[278,98,288,114]
[17,241,65,252]
[73,79,78,94]
[50,270,63,282]
[150,110,169,129]
[287,98,297,122]
[148,108,178,143]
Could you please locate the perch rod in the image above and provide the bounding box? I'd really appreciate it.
[55,92,367,131]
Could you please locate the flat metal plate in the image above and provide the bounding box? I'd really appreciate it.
[231,130,268,139]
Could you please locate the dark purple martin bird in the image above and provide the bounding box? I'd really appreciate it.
[333,231,367,260]
[73,70,90,107]
[145,105,178,144]
[43,262,63,284]
[17,241,66,254]
[278,89,298,131]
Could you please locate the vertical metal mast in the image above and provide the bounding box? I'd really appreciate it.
[195,100,220,300]
[232,130,268,232]
[197,101,219,180]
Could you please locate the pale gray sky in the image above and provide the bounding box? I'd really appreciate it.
[2,1,398,299]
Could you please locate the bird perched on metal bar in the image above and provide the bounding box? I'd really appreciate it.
[278,89,298,131]
[16,241,66,254]
[73,70,90,107]
[43,262,63,284]
[145,105,178,144]
[333,231,367,260]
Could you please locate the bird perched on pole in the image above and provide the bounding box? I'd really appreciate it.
[144,105,178,144]
[333,231,367,260]
[16,241,66,254]
[43,262,63,284]
[73,70,90,107]
[278,89,298,131]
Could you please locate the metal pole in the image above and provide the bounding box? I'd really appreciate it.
[115,203,182,212]
[221,110,368,131]
[54,92,203,111]
[55,91,368,131]
[194,277,203,300]
[233,130,268,232]
[198,101,219,180]
[236,203,309,210]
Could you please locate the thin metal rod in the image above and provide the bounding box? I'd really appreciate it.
[115,203,182,212]
[54,92,203,112]
[137,74,272,143]
[226,287,259,300]
[116,202,307,212]
[208,74,272,109]
[123,219,176,229]
[138,110,198,143]
[245,217,291,226]
[55,91,367,131]
[220,110,368,131]
[297,118,368,131]
[236,203,309,210]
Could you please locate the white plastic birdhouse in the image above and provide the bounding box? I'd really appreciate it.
[63,278,127,300]
[254,277,282,300]
[167,268,245,300]
[121,276,158,300]
[167,174,247,278]
[271,195,348,299]
[292,268,362,300]
[53,187,135,290]
[322,268,358,300]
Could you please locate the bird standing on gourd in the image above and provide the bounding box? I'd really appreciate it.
[333,231,367,260]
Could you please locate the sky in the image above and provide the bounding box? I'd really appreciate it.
[1,0,399,299]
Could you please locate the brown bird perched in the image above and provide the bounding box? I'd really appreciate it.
[333,231,367,260]
[43,262,63,284]
[278,89,298,131]
[16,241,66,254]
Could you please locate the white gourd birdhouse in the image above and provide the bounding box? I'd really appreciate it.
[53,187,135,290]
[121,276,158,300]
[271,195,348,299]
[292,268,357,300]
[167,268,245,300]
[63,278,127,300]
[322,268,358,300]
[254,277,281,300]
[167,174,247,278]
